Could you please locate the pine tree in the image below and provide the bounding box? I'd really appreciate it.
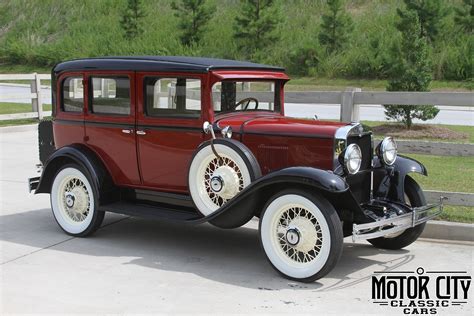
[454,0,473,34]
[171,0,215,46]
[384,10,438,129]
[318,0,353,54]
[398,0,448,42]
[120,0,146,40]
[233,0,282,60]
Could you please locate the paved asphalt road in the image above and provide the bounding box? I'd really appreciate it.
[1,83,473,125]
[0,129,473,314]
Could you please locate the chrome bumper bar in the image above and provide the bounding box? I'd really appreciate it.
[352,197,446,241]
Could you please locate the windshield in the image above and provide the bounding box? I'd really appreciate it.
[212,81,280,114]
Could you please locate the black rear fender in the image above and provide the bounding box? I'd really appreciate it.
[35,145,116,204]
[209,167,352,228]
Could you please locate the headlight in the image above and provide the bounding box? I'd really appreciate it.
[343,144,362,174]
[377,137,397,165]
[221,126,232,139]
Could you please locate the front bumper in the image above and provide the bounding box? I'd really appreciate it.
[352,196,446,241]
[28,177,40,193]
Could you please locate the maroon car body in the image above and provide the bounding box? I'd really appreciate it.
[29,57,443,282]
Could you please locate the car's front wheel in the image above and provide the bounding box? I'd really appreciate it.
[50,164,104,237]
[259,190,343,282]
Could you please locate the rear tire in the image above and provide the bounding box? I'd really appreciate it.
[368,176,426,250]
[259,190,343,282]
[50,164,104,237]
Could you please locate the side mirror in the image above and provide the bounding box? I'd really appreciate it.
[203,121,212,134]
[203,121,216,139]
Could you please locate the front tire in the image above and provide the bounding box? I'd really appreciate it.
[368,176,426,250]
[259,190,343,282]
[50,164,104,237]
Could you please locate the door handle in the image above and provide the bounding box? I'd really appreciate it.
[122,129,133,134]
[136,130,147,135]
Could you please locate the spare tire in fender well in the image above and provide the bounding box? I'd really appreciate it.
[35,144,116,204]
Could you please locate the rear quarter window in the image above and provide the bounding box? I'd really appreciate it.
[90,77,130,115]
[62,77,84,113]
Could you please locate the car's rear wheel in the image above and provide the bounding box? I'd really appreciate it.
[259,190,343,282]
[188,140,260,216]
[368,176,426,250]
[50,164,104,237]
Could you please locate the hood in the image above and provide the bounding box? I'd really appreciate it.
[215,113,347,139]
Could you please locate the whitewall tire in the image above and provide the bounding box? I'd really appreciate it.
[189,140,260,216]
[50,164,104,236]
[259,190,343,282]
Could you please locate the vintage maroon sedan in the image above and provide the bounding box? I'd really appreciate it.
[29,56,443,282]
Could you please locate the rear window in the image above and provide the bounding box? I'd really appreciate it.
[90,77,130,115]
[62,77,84,113]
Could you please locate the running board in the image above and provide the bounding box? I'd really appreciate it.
[99,201,206,224]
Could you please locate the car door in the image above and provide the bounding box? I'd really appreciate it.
[84,71,140,186]
[136,73,205,193]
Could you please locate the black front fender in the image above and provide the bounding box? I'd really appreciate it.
[374,155,427,203]
[207,166,349,228]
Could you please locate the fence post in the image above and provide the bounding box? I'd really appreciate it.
[30,72,44,120]
[340,87,361,123]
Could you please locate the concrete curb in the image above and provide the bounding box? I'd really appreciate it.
[0,124,37,133]
[421,220,473,242]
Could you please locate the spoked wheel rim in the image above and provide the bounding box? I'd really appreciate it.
[261,194,331,279]
[202,155,245,207]
[57,176,91,224]
[189,143,252,215]
[275,206,323,264]
[51,167,95,234]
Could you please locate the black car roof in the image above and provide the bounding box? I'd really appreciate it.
[53,56,285,74]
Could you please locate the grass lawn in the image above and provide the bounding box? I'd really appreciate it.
[286,77,473,92]
[406,154,473,193]
[0,118,48,127]
[363,121,474,143]
[0,102,52,114]
[405,153,473,224]
[439,206,473,223]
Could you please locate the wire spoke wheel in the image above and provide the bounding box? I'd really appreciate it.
[51,165,103,236]
[260,191,343,282]
[59,177,91,223]
[276,206,323,264]
[189,142,258,216]
[203,156,245,208]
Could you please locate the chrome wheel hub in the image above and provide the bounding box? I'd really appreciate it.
[65,193,75,208]
[276,206,323,263]
[61,177,90,222]
[211,166,240,199]
[285,228,301,246]
[204,156,245,207]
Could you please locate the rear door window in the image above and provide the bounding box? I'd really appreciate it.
[90,77,131,115]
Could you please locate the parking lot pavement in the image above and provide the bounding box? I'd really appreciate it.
[1,129,473,315]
